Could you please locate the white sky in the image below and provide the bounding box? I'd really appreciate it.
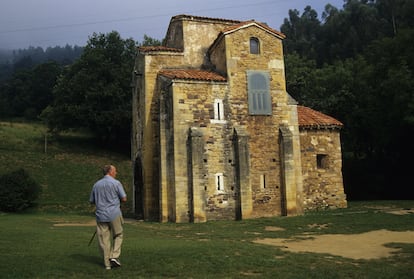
[0,0,345,49]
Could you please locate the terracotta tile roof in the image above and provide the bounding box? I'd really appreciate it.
[159,69,227,82]
[222,20,285,39]
[297,105,343,129]
[138,46,183,53]
[171,14,241,25]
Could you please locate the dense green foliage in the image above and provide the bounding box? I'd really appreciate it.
[0,45,82,119]
[282,0,414,199]
[41,31,136,145]
[0,168,41,212]
[0,61,62,119]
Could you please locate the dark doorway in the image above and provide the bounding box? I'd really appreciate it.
[134,158,144,219]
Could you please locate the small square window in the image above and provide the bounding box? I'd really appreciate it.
[317,154,328,169]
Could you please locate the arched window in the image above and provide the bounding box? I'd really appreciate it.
[250,37,260,54]
[247,71,272,115]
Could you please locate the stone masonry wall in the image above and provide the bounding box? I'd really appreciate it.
[169,81,239,221]
[218,25,301,218]
[133,52,184,221]
[300,129,347,210]
[166,17,238,68]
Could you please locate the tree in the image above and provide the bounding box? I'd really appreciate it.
[11,45,83,68]
[281,6,322,62]
[283,0,414,199]
[41,31,136,144]
[139,34,162,46]
[375,0,414,36]
[0,61,61,119]
[284,52,316,103]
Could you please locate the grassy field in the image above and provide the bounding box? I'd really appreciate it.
[0,120,133,214]
[0,201,413,278]
[1,121,413,278]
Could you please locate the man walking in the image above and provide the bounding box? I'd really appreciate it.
[90,165,127,270]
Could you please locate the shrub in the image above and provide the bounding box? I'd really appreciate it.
[0,168,41,212]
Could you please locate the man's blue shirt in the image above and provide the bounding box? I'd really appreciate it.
[89,175,127,222]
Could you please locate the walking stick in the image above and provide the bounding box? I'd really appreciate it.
[88,230,97,246]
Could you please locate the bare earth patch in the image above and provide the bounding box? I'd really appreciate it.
[265,226,286,232]
[53,220,96,227]
[254,229,414,259]
[386,209,414,215]
[52,218,136,227]
[365,206,414,215]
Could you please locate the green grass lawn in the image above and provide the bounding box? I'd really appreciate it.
[0,202,413,278]
[0,120,133,214]
[1,121,413,278]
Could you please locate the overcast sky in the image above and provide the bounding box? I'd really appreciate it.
[0,0,344,50]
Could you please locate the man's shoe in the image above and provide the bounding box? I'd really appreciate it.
[110,258,121,267]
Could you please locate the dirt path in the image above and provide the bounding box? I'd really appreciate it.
[254,229,414,260]
[52,218,136,227]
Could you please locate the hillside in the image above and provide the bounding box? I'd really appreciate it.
[0,120,133,214]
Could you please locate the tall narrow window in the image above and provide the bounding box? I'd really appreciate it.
[215,173,224,191]
[214,99,224,120]
[250,37,260,54]
[260,174,266,189]
[247,71,272,115]
[317,154,328,169]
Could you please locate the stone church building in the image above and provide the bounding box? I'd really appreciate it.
[132,15,347,223]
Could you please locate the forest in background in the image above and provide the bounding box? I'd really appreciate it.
[280,0,413,199]
[0,0,413,200]
[0,45,84,80]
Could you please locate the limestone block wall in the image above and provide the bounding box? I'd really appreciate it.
[165,20,184,50]
[214,25,302,217]
[299,129,347,210]
[166,16,239,68]
[165,80,240,221]
[209,38,227,75]
[132,51,184,221]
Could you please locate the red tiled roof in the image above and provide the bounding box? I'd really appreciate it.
[297,106,343,129]
[159,69,227,82]
[138,46,183,53]
[171,14,241,25]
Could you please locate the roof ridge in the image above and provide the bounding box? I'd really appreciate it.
[222,20,285,39]
[171,14,242,24]
[138,46,183,53]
